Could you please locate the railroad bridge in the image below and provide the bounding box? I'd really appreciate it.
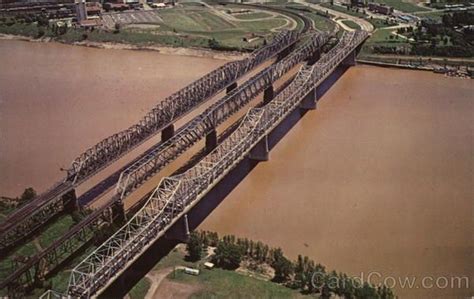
[0,6,368,297]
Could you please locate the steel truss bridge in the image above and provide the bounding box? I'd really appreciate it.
[0,29,301,253]
[0,29,327,296]
[61,30,368,299]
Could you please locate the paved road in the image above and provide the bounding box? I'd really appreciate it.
[296,0,375,32]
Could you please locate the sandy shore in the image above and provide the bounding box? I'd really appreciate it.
[0,33,247,61]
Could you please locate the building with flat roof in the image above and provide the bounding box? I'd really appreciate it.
[368,2,393,14]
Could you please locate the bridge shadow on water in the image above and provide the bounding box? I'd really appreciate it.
[99,64,350,299]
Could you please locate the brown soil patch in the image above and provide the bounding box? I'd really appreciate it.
[153,278,202,299]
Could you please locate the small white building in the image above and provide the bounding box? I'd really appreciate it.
[184,267,200,276]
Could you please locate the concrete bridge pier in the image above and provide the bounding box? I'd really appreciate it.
[249,135,269,161]
[277,43,296,62]
[263,85,274,105]
[63,189,78,213]
[307,49,321,65]
[112,201,126,224]
[161,124,175,142]
[206,129,218,152]
[300,87,318,110]
[342,50,357,67]
[226,82,238,94]
[165,213,190,242]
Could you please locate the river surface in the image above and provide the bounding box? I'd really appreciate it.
[0,40,472,298]
[201,65,474,299]
[0,39,224,198]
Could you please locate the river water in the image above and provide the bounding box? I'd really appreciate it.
[201,65,474,298]
[0,39,224,198]
[0,39,472,298]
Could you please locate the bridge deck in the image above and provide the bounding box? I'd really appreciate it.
[65,30,368,298]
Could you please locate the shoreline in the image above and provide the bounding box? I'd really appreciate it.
[0,33,247,61]
[358,58,473,78]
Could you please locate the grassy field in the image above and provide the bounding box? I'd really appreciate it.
[39,215,74,249]
[153,6,291,49]
[320,3,366,17]
[129,278,152,299]
[0,5,295,50]
[170,268,311,299]
[233,12,273,20]
[372,0,430,12]
[368,17,396,28]
[305,12,336,32]
[342,19,361,29]
[359,27,411,55]
[281,4,336,32]
[140,247,311,299]
[413,10,445,20]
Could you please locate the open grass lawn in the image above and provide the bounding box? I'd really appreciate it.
[170,268,311,299]
[342,19,361,29]
[152,247,198,271]
[233,12,273,20]
[368,17,395,28]
[304,12,336,32]
[129,277,151,299]
[320,3,366,17]
[39,215,74,249]
[360,27,411,55]
[413,10,445,20]
[155,6,291,49]
[148,243,310,299]
[372,0,429,12]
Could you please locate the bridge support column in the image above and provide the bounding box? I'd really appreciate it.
[249,135,269,161]
[112,201,126,224]
[226,82,238,94]
[206,129,218,152]
[63,189,78,213]
[342,50,356,67]
[263,85,274,105]
[165,214,190,242]
[161,124,175,142]
[300,87,318,110]
[277,43,295,62]
[307,49,321,65]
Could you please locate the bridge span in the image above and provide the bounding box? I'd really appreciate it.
[55,30,368,299]
[0,29,329,297]
[0,29,301,253]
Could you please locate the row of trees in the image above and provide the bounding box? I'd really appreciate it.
[186,230,395,299]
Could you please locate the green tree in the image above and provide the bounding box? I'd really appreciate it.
[19,187,36,204]
[186,232,203,262]
[208,38,220,49]
[271,248,293,283]
[212,241,243,270]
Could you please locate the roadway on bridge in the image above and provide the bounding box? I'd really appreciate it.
[79,57,305,213]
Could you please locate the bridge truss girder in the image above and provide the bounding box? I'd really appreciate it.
[67,30,300,184]
[65,31,368,299]
[114,32,329,200]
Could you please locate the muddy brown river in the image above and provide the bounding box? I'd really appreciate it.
[0,39,472,298]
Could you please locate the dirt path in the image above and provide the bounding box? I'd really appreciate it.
[144,266,188,299]
[33,238,43,252]
[144,268,174,299]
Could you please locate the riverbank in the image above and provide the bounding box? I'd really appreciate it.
[357,58,473,78]
[0,33,246,61]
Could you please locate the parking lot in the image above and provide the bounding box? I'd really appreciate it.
[102,10,163,29]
